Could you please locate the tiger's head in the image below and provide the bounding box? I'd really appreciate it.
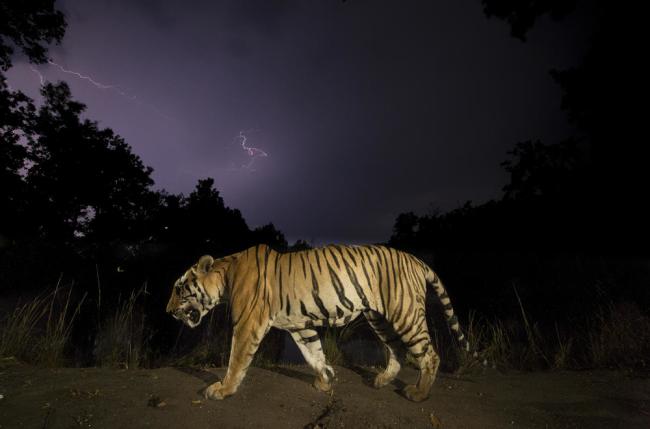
[166,255,230,328]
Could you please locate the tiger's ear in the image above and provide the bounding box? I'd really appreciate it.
[197,255,214,274]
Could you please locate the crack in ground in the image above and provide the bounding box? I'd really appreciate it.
[303,393,342,429]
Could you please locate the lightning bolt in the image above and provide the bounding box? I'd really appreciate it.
[236,130,268,171]
[30,66,45,86]
[34,60,173,120]
[47,60,114,89]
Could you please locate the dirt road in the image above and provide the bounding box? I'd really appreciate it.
[1,359,648,428]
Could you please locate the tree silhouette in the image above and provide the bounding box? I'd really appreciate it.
[1,0,66,245]
[0,0,66,70]
[0,77,37,245]
[184,177,251,252]
[24,82,155,244]
[481,0,649,251]
[481,0,576,41]
[251,223,288,251]
[501,139,581,202]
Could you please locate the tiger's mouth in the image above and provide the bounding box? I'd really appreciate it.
[172,307,202,328]
[187,308,200,325]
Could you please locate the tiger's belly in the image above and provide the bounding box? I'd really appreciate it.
[273,294,366,330]
[272,309,363,330]
[271,276,371,330]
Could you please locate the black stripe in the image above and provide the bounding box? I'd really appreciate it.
[275,252,281,276]
[361,260,373,290]
[335,305,344,318]
[404,335,429,348]
[300,300,309,317]
[389,249,399,308]
[375,258,385,310]
[410,344,430,358]
[328,247,340,269]
[300,300,319,320]
[326,262,355,311]
[372,247,385,307]
[310,265,330,319]
[286,295,291,315]
[279,262,284,310]
[379,248,392,308]
[332,245,346,261]
[302,335,319,343]
[288,253,293,276]
[341,254,370,308]
[300,254,307,279]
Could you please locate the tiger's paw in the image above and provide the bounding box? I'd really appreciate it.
[403,384,429,402]
[373,373,391,389]
[204,381,226,400]
[313,377,332,393]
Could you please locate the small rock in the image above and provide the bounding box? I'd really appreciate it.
[429,412,442,428]
[147,395,166,408]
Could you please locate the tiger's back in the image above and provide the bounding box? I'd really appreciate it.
[266,245,423,328]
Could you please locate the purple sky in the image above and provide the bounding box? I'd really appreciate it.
[6,0,594,245]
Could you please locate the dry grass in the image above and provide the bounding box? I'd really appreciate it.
[0,282,85,366]
[459,298,650,373]
[94,285,149,369]
[588,301,650,370]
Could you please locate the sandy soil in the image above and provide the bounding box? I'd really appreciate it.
[0,359,648,428]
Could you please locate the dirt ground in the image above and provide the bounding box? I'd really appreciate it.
[0,359,648,429]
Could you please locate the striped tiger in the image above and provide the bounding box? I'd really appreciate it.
[166,244,468,402]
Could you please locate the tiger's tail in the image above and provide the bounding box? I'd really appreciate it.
[424,266,471,353]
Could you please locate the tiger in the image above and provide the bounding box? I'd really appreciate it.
[166,244,469,402]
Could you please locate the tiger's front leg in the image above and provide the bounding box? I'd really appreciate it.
[204,322,270,400]
[289,329,335,392]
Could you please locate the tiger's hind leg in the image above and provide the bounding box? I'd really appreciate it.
[364,310,405,389]
[289,329,335,392]
[396,312,440,402]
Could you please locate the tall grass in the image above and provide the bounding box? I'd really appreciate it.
[0,294,49,361]
[94,285,150,369]
[38,285,86,366]
[0,282,85,366]
[588,301,650,369]
[460,298,650,372]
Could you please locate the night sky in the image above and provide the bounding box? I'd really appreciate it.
[6,0,594,245]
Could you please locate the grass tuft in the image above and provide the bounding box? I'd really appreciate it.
[94,285,149,369]
[0,280,85,366]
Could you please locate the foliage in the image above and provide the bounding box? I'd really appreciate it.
[481,0,576,41]
[0,0,66,70]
